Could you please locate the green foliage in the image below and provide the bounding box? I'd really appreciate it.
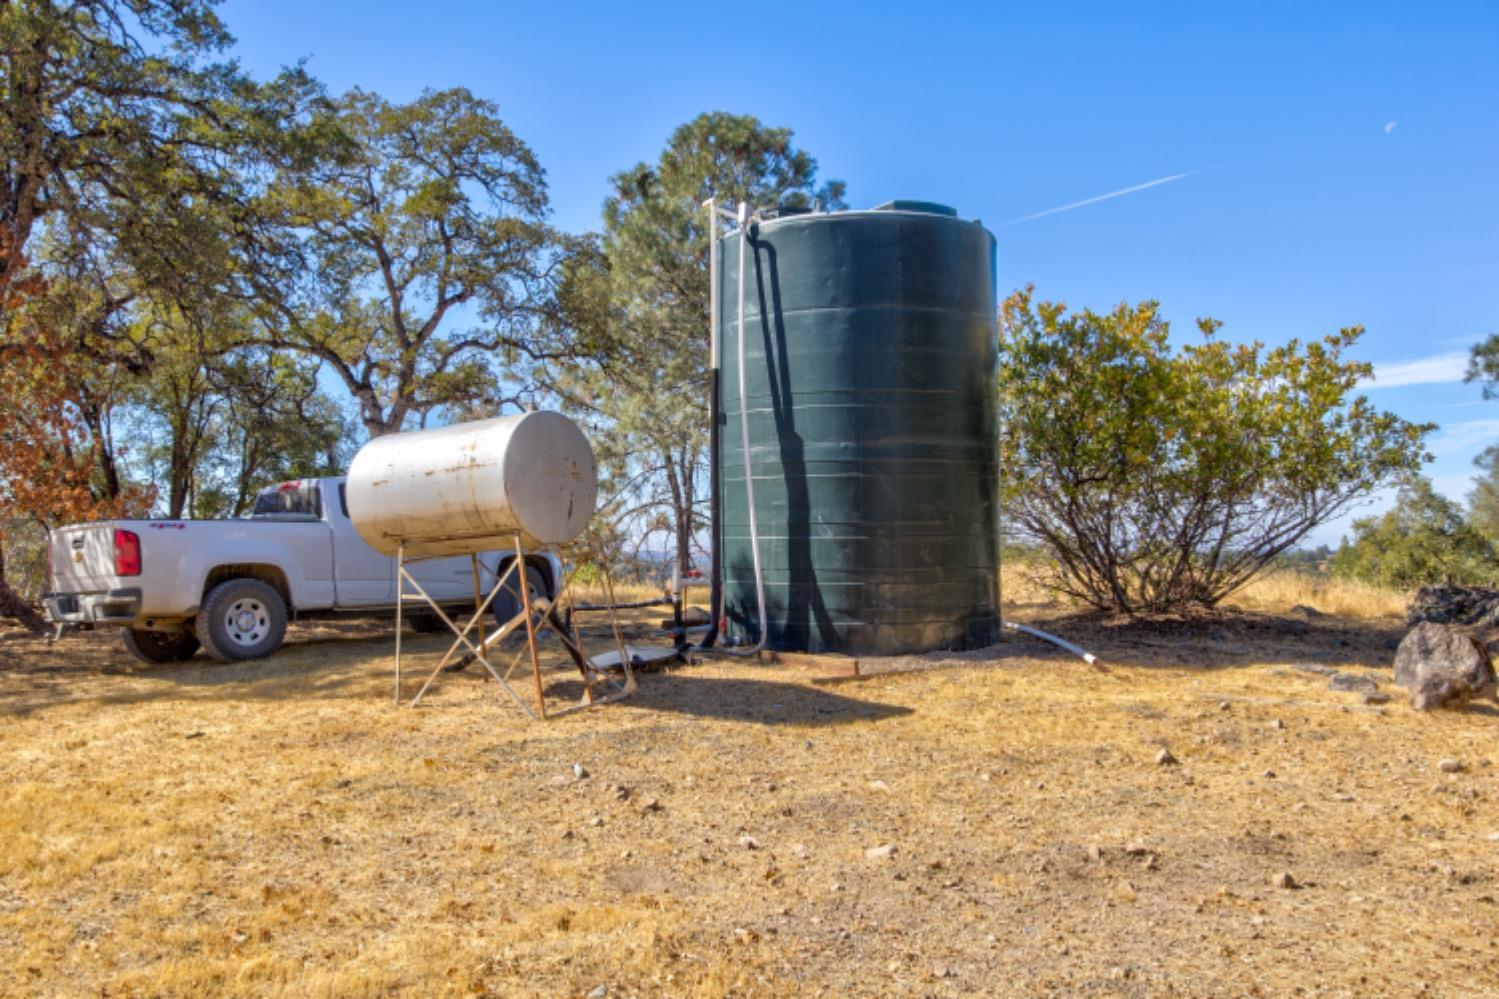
[1331,478,1499,588]
[554,112,843,570]
[259,87,557,436]
[1,519,48,603]
[1467,445,1499,542]
[0,1,331,626]
[123,303,351,518]
[0,0,323,310]
[1464,331,1499,398]
[998,288,1433,613]
[1449,331,1499,545]
[1,0,333,504]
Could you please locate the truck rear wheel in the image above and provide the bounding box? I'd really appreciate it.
[196,578,288,662]
[494,564,549,630]
[441,565,557,675]
[122,628,201,665]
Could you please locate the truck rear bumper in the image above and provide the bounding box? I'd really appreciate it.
[43,588,143,630]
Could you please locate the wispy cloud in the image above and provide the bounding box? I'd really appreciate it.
[1384,120,1398,135]
[1428,419,1499,457]
[1358,350,1469,389]
[999,172,1197,226]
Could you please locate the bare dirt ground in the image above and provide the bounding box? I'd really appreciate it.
[1,599,1496,997]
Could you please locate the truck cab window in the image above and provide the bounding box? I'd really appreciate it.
[251,480,323,519]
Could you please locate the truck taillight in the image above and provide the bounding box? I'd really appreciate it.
[113,529,142,576]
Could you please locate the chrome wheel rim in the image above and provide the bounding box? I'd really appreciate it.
[224,598,270,647]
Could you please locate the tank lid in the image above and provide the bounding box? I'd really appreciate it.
[760,202,813,220]
[872,200,958,217]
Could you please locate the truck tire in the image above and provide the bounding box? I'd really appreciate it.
[122,628,201,665]
[494,564,549,630]
[196,578,288,662]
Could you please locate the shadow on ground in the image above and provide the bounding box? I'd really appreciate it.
[544,672,914,727]
[1010,608,1408,673]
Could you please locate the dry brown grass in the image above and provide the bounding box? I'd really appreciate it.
[1001,563,1410,623]
[1225,571,1409,621]
[1,593,1495,997]
[566,581,711,607]
[999,560,1058,609]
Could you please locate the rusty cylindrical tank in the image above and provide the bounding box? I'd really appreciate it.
[345,412,598,557]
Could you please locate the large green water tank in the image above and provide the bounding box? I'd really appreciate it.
[717,201,1000,655]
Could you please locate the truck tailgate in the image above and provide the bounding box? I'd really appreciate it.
[48,523,125,593]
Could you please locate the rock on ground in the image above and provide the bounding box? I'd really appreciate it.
[1294,663,1338,676]
[1406,585,1499,628]
[1393,621,1497,710]
[1327,672,1378,693]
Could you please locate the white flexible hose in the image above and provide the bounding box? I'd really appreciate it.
[1004,620,1099,665]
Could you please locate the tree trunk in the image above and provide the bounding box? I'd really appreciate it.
[0,541,47,634]
[677,445,697,575]
[168,438,190,518]
[661,449,693,577]
[233,434,261,517]
[80,400,123,501]
[674,515,692,578]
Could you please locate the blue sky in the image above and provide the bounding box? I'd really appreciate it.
[223,1,1499,545]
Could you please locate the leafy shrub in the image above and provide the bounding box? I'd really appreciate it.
[998,288,1432,614]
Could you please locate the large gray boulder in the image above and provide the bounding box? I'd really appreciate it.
[1393,621,1497,710]
[1406,585,1499,628]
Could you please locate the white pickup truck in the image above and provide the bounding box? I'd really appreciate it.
[43,477,560,665]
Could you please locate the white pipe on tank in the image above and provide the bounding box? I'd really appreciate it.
[732,201,769,655]
[694,198,768,657]
[697,198,723,652]
[706,199,719,381]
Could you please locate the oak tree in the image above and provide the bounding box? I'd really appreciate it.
[258,87,558,438]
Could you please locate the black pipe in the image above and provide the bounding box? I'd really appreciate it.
[699,333,722,648]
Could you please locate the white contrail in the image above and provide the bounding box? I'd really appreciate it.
[1000,171,1197,226]
[1429,419,1499,457]
[1358,350,1470,389]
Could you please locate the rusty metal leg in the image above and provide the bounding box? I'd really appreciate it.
[470,554,487,673]
[541,567,591,705]
[522,543,635,719]
[599,553,638,697]
[407,560,526,711]
[394,544,404,705]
